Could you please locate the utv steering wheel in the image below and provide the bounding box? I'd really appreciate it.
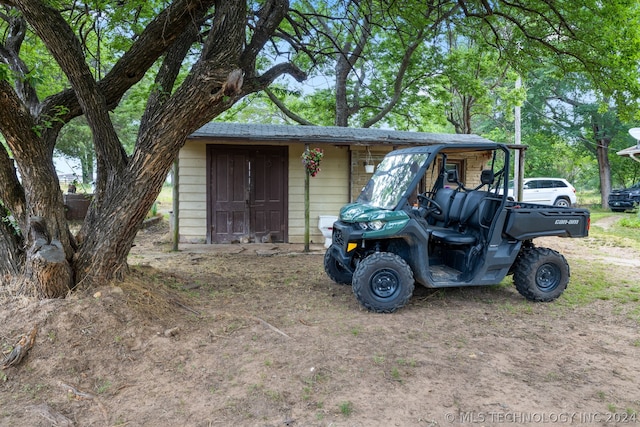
[417,194,442,215]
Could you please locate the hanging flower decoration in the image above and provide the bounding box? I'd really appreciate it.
[302,147,324,177]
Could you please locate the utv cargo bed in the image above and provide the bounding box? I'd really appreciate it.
[503,202,590,240]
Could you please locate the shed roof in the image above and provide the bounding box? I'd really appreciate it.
[190,122,495,146]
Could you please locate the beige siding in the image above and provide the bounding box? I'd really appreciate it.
[177,140,351,244]
[177,142,207,242]
[288,145,350,244]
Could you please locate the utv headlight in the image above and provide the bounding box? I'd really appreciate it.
[358,220,385,231]
[368,220,385,231]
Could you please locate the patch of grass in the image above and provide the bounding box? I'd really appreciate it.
[372,354,385,364]
[248,383,282,402]
[390,367,402,382]
[113,417,127,426]
[95,378,111,394]
[560,259,640,319]
[577,191,600,206]
[302,386,312,401]
[338,401,353,416]
[396,358,417,368]
[590,212,640,250]
[264,389,281,401]
[21,383,47,399]
[301,368,329,402]
[619,215,640,229]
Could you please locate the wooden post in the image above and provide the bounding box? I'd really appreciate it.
[304,144,310,252]
[172,159,179,252]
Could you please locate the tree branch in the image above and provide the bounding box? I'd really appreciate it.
[37,0,216,144]
[241,0,289,73]
[139,21,201,133]
[265,88,315,125]
[0,10,40,112]
[15,0,127,187]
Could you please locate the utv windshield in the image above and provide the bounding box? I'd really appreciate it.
[356,152,429,210]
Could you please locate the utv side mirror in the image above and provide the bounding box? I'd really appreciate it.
[446,170,458,183]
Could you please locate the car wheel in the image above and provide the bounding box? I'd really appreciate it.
[553,197,571,207]
[352,252,414,313]
[512,247,569,302]
[324,246,353,285]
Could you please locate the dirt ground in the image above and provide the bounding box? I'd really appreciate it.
[1,218,640,427]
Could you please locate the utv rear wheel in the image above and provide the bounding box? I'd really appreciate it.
[352,252,414,313]
[324,247,353,285]
[513,247,569,302]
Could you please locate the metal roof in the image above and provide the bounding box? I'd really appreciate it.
[190,122,495,146]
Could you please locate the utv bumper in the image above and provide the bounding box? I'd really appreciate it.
[328,222,363,273]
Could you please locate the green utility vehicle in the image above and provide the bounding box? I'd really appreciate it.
[324,143,590,313]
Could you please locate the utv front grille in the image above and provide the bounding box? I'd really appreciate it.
[333,228,344,247]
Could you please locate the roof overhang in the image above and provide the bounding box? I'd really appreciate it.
[617,144,640,163]
[188,122,496,146]
[620,128,640,162]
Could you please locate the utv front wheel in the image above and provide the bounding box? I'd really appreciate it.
[352,252,414,313]
[513,247,569,302]
[324,247,353,285]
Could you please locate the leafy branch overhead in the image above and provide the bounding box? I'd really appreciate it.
[261,0,640,129]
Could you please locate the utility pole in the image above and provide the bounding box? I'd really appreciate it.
[514,75,523,201]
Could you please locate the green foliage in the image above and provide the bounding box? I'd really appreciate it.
[517,66,640,190]
[619,215,640,229]
[338,401,353,416]
[0,63,10,81]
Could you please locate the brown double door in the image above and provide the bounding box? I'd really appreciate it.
[207,145,287,243]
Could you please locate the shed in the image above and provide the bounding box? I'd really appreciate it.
[176,123,495,244]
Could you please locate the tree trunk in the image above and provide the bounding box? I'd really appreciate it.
[21,217,71,298]
[335,57,351,127]
[0,214,23,281]
[596,138,612,209]
[73,167,168,286]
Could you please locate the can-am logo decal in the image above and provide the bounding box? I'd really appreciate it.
[555,219,579,225]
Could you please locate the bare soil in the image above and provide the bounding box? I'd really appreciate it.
[1,219,640,427]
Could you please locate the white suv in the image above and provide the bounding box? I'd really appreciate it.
[508,178,577,207]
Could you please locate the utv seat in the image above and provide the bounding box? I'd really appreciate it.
[429,170,496,246]
[430,190,489,245]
